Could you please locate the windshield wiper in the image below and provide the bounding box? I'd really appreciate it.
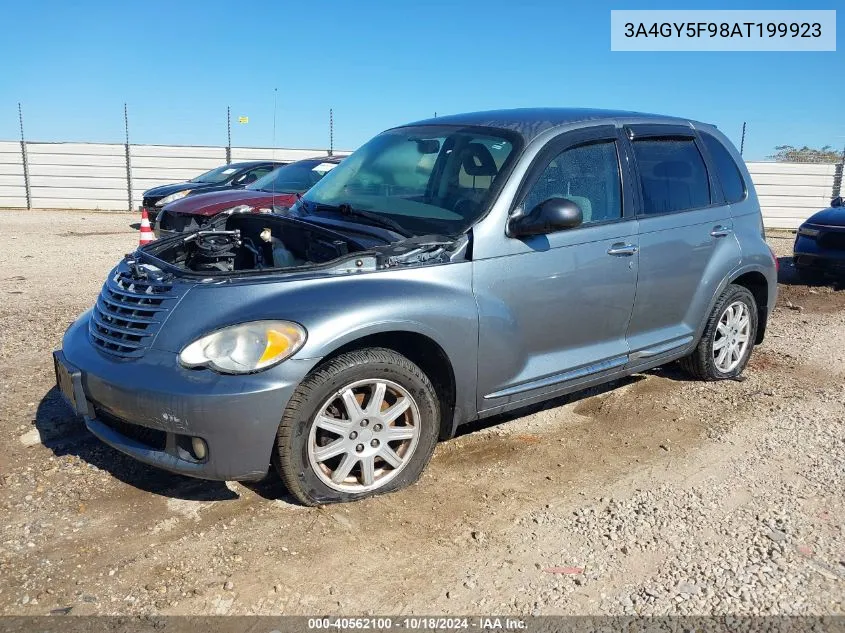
[306,202,413,238]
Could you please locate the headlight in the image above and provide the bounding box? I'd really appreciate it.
[797,226,820,238]
[221,204,255,215]
[179,320,307,374]
[156,190,191,206]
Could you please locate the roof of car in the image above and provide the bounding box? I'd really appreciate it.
[296,155,345,163]
[403,108,694,142]
[230,160,289,168]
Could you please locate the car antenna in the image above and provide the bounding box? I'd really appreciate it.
[271,87,278,207]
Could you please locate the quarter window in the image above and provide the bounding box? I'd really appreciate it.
[701,133,746,204]
[522,141,622,225]
[632,138,711,214]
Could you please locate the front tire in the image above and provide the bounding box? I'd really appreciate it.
[680,284,758,381]
[275,348,440,505]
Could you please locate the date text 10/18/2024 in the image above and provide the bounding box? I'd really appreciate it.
[304,617,527,630]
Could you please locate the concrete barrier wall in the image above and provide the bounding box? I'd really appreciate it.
[0,142,340,211]
[746,162,838,230]
[0,141,839,229]
[0,141,27,208]
[26,142,128,210]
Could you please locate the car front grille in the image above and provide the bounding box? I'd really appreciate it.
[89,267,177,358]
[818,231,845,251]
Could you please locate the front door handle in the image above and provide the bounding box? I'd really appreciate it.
[607,243,638,256]
[710,225,732,238]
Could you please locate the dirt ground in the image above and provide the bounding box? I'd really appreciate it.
[0,210,842,616]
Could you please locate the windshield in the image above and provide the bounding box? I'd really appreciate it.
[248,160,337,193]
[190,165,242,184]
[300,126,518,236]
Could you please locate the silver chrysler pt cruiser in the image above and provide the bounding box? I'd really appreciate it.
[55,108,777,504]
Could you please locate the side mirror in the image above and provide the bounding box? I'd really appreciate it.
[508,197,583,237]
[831,196,843,208]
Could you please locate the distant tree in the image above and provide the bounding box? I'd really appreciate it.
[767,145,843,163]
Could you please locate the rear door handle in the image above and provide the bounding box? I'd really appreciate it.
[607,243,638,256]
[710,225,732,238]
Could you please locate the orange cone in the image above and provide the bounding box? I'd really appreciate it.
[139,209,155,245]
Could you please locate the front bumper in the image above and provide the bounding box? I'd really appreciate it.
[57,313,318,481]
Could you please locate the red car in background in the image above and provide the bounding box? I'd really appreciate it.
[155,156,344,236]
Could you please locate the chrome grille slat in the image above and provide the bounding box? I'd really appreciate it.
[95,298,161,324]
[91,310,155,338]
[106,285,167,301]
[89,267,176,359]
[99,293,168,314]
[90,334,143,351]
[90,337,145,358]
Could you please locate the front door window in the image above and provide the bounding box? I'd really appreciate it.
[522,141,622,225]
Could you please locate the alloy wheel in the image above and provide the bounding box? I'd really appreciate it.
[713,300,751,373]
[307,379,421,493]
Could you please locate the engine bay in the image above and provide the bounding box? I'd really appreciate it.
[141,213,468,277]
[144,214,370,274]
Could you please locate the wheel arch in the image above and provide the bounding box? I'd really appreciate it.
[729,270,770,344]
[695,264,773,349]
[316,330,459,440]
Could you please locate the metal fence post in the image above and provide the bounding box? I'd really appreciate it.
[18,103,31,209]
[124,103,133,212]
[226,106,232,164]
[833,162,843,200]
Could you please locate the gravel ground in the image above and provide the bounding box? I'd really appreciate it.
[0,210,842,616]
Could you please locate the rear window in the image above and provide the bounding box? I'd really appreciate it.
[701,133,746,204]
[632,138,711,215]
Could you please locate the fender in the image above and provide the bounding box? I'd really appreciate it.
[693,261,777,348]
[152,262,480,437]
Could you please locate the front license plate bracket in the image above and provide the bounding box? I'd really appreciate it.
[53,351,91,418]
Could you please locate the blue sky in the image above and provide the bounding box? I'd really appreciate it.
[1,0,842,160]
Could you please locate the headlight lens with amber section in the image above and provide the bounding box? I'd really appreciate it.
[179,321,306,374]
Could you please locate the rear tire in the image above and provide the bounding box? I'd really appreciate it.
[275,348,440,506]
[680,284,758,381]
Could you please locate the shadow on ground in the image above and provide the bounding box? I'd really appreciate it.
[778,255,845,290]
[454,374,646,438]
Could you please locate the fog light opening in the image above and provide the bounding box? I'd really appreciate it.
[190,437,208,461]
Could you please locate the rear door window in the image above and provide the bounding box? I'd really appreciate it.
[632,138,711,215]
[700,133,746,203]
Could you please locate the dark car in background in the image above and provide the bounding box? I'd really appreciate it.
[155,156,343,235]
[141,160,288,223]
[793,196,845,280]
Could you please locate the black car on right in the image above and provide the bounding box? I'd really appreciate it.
[793,196,845,280]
